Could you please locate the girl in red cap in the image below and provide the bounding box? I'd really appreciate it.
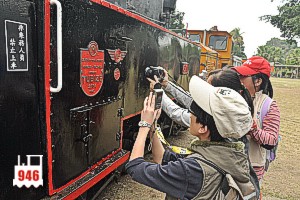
[232,56,281,189]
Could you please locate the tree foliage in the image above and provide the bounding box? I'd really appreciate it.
[261,0,300,40]
[168,11,185,29]
[230,28,247,59]
[266,37,298,54]
[286,48,300,65]
[256,37,299,64]
[257,45,284,63]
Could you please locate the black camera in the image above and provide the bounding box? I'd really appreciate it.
[145,66,165,81]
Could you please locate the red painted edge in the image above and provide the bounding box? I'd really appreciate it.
[47,111,140,194]
[60,110,140,193]
[44,0,154,196]
[90,0,193,43]
[52,108,131,193]
[121,111,141,121]
[64,152,130,200]
[44,0,54,195]
[44,0,127,194]
[52,148,122,193]
[47,117,129,193]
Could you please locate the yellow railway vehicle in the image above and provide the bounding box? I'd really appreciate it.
[199,43,220,72]
[188,26,234,72]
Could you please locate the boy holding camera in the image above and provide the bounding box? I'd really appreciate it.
[125,76,258,199]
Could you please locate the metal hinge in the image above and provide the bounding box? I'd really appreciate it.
[116,132,121,141]
[117,108,124,117]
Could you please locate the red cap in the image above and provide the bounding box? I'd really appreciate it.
[232,56,271,77]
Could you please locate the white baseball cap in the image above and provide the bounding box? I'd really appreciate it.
[189,75,252,138]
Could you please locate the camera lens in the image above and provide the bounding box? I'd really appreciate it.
[145,67,153,78]
[145,67,154,79]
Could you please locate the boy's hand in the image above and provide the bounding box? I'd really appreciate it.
[141,92,159,125]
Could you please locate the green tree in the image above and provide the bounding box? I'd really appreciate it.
[230,28,247,59]
[286,48,300,65]
[257,37,298,64]
[266,37,298,50]
[257,45,284,63]
[266,37,298,59]
[261,0,300,40]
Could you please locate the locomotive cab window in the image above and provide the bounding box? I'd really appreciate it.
[190,34,201,43]
[209,35,227,50]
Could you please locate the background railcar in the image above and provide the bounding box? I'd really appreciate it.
[0,0,200,199]
[188,27,241,72]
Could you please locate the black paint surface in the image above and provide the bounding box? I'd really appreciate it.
[0,0,200,198]
[0,0,45,199]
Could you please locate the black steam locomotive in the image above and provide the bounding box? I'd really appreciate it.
[0,0,200,199]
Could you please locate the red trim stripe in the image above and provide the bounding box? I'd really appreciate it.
[44,0,128,194]
[52,149,124,193]
[64,152,130,200]
[52,108,139,193]
[90,0,194,44]
[46,114,131,194]
[121,111,141,121]
[44,0,173,196]
[44,0,54,195]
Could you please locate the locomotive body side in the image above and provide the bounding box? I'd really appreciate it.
[0,0,199,199]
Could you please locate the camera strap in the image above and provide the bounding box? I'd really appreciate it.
[147,120,157,152]
[147,122,192,155]
[155,126,193,155]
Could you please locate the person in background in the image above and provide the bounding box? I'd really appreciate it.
[149,69,252,128]
[232,56,280,184]
[126,76,258,199]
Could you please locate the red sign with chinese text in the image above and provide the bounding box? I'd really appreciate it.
[80,42,104,96]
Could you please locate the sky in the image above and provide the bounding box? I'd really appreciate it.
[176,0,285,58]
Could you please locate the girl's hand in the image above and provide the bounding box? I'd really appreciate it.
[147,77,157,91]
[161,69,169,88]
[147,75,162,91]
[249,118,258,134]
[147,69,169,89]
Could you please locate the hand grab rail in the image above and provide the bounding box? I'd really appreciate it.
[50,0,62,93]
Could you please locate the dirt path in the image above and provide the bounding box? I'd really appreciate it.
[99,78,300,200]
[261,78,300,200]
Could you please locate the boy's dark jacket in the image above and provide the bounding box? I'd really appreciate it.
[166,140,258,200]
